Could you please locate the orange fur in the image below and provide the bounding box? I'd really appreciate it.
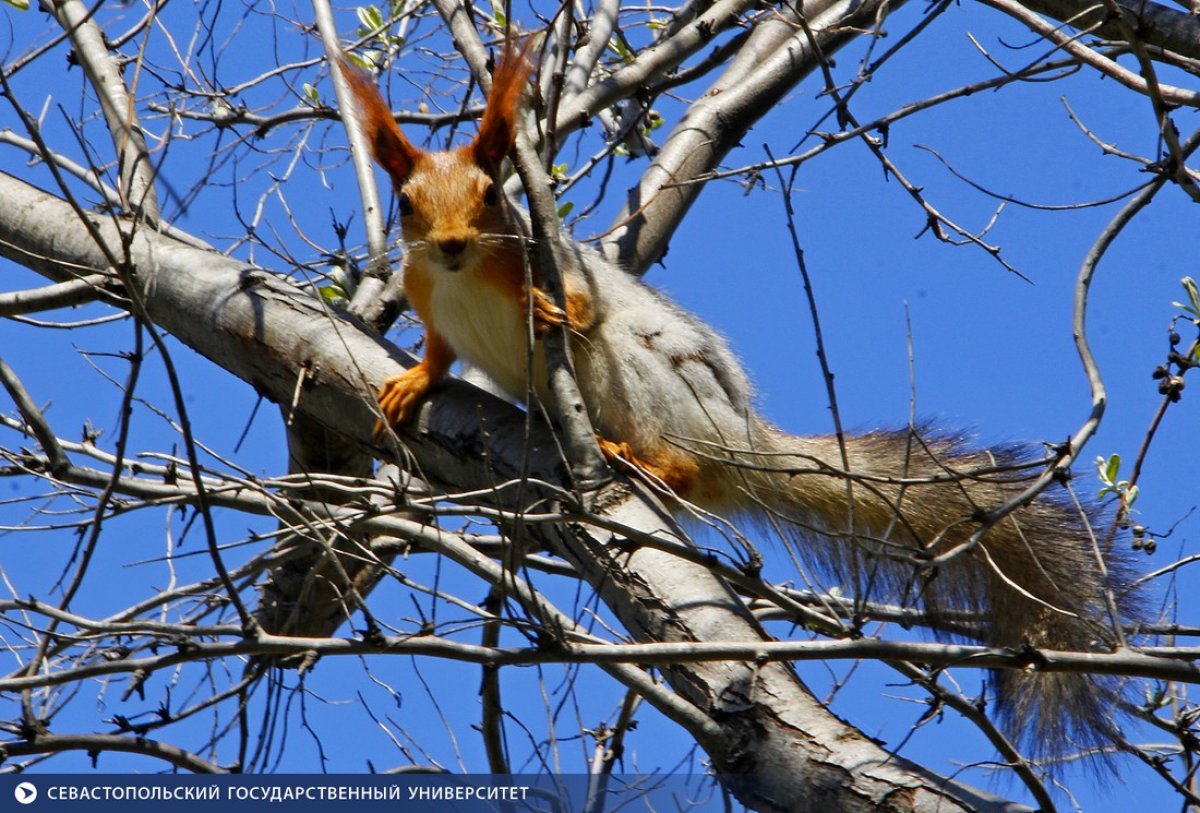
[474,39,537,172]
[353,42,592,432]
[597,437,699,497]
[376,328,454,430]
[402,256,436,324]
[564,289,594,332]
[337,57,421,185]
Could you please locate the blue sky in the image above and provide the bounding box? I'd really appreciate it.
[1,1,1197,809]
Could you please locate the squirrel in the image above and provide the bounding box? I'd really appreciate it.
[337,44,1139,760]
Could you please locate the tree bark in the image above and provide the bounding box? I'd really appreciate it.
[1019,0,1200,61]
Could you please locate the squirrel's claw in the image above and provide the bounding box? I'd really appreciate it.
[529,288,567,335]
[375,365,434,439]
[596,436,698,496]
[596,436,638,466]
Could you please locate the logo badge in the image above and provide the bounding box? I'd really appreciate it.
[14,781,37,805]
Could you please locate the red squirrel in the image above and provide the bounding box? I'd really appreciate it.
[338,44,1137,759]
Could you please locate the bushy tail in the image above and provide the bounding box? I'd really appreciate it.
[703,419,1138,758]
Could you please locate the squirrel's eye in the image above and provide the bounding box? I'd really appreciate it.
[482,182,499,207]
[397,192,414,217]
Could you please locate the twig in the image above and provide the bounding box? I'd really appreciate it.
[46,0,160,221]
[313,0,395,318]
[0,359,69,475]
[0,274,114,317]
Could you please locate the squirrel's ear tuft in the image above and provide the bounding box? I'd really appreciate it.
[337,55,422,184]
[472,37,536,174]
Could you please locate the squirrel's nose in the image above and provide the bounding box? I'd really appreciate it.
[438,237,467,257]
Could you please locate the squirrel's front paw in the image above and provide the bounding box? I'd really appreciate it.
[375,366,433,438]
[528,288,566,335]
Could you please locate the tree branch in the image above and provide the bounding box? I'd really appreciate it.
[44,0,160,221]
[599,0,898,274]
[1018,0,1200,63]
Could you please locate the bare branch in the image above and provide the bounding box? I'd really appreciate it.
[975,0,1200,107]
[0,273,115,316]
[0,733,227,773]
[313,0,396,322]
[1018,0,1200,63]
[599,0,897,274]
[43,0,160,221]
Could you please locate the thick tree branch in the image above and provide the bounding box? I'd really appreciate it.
[600,0,899,274]
[552,0,764,144]
[976,0,1200,107]
[1018,0,1200,62]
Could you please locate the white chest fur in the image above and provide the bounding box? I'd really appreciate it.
[428,268,548,403]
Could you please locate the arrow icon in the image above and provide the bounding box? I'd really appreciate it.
[14,781,37,804]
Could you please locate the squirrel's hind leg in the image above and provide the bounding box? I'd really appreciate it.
[596,436,699,498]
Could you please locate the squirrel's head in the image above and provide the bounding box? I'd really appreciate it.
[338,42,534,274]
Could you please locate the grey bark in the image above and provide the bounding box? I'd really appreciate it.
[1019,0,1200,60]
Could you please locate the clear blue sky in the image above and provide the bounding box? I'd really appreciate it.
[1,2,1196,810]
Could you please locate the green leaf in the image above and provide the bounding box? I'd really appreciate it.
[1185,276,1200,314]
[1104,453,1121,485]
[489,0,506,27]
[1174,276,1200,322]
[345,51,377,71]
[556,201,574,220]
[357,5,384,32]
[607,36,633,62]
[320,285,349,307]
[302,83,320,105]
[2,0,29,10]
